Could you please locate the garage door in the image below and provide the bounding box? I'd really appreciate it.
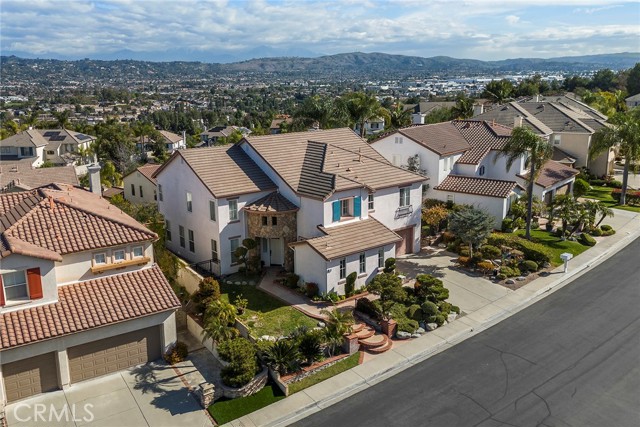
[68,327,161,383]
[395,227,414,256]
[3,353,59,402]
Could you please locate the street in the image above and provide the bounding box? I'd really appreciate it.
[294,237,640,427]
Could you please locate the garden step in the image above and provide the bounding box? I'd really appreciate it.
[368,339,393,354]
[354,327,375,340]
[359,334,388,349]
[351,323,365,333]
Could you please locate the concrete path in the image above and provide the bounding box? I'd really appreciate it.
[226,210,640,427]
[257,268,327,319]
[5,361,212,427]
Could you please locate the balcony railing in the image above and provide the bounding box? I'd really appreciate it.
[395,205,413,219]
[189,258,220,277]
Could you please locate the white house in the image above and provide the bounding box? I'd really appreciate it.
[0,183,178,410]
[155,128,424,295]
[354,116,385,136]
[123,163,161,204]
[136,130,186,154]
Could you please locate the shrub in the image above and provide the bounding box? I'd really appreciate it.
[446,242,459,253]
[355,297,382,320]
[432,314,446,326]
[521,260,539,272]
[607,179,623,189]
[442,231,456,243]
[589,228,603,236]
[406,304,423,321]
[501,217,514,232]
[611,188,640,204]
[298,331,324,365]
[497,273,507,280]
[480,245,501,260]
[477,261,494,274]
[600,224,613,231]
[590,178,606,186]
[578,233,597,247]
[415,275,449,303]
[459,249,470,257]
[457,256,471,266]
[487,233,552,265]
[191,277,221,314]
[573,178,590,198]
[218,338,259,388]
[397,318,419,334]
[438,301,453,317]
[305,282,319,298]
[500,266,521,277]
[421,301,439,318]
[451,305,461,314]
[513,217,525,230]
[602,228,616,236]
[383,258,396,274]
[285,273,300,289]
[345,272,357,296]
[163,341,189,364]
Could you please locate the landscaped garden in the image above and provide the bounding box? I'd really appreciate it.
[287,352,361,395]
[208,383,285,425]
[584,185,640,213]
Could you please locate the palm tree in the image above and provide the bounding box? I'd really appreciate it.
[293,95,346,130]
[320,308,355,337]
[201,318,238,344]
[594,202,614,228]
[205,300,237,326]
[261,340,300,375]
[451,95,474,119]
[497,126,554,240]
[388,102,412,129]
[341,92,386,138]
[550,195,578,239]
[590,109,640,205]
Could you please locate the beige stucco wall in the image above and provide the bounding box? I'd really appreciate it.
[0,254,57,312]
[124,172,158,204]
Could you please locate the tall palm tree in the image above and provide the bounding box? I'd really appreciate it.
[388,102,412,129]
[293,95,346,130]
[341,92,386,138]
[451,95,474,119]
[590,109,640,205]
[497,126,554,240]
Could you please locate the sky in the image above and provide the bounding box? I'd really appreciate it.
[1,0,639,63]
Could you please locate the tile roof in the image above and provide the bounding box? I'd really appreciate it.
[291,218,401,261]
[518,160,579,188]
[391,122,471,156]
[0,161,79,191]
[453,120,512,165]
[155,145,276,198]
[102,186,124,199]
[434,175,521,198]
[244,128,424,200]
[552,147,577,165]
[0,129,49,148]
[0,265,180,350]
[158,130,183,144]
[244,191,299,213]
[0,185,156,261]
[126,164,160,184]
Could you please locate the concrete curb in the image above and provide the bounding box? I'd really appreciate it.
[228,214,640,427]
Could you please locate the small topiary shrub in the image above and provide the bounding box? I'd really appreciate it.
[355,297,382,320]
[589,228,603,236]
[602,228,616,236]
[383,258,397,274]
[513,217,525,230]
[397,318,419,333]
[457,256,471,266]
[480,245,501,260]
[573,178,590,198]
[163,341,189,364]
[421,301,439,318]
[459,249,470,257]
[451,305,461,314]
[500,266,521,277]
[521,260,539,272]
[191,277,221,314]
[285,273,300,288]
[406,304,423,321]
[305,282,319,298]
[438,301,453,317]
[345,272,357,296]
[477,261,494,274]
[600,224,613,231]
[578,233,597,247]
[497,273,507,280]
[501,218,514,232]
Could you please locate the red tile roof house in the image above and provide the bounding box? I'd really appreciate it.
[0,184,179,409]
[370,120,578,228]
[154,128,426,296]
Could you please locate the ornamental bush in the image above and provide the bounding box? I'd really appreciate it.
[573,178,590,198]
[218,338,259,388]
[487,234,552,265]
[480,245,501,260]
[578,233,597,247]
[406,304,423,321]
[500,266,521,277]
[421,301,439,318]
[355,297,382,320]
[521,260,539,272]
[600,224,613,231]
[305,282,319,298]
[345,272,357,296]
[397,318,419,333]
[589,228,603,236]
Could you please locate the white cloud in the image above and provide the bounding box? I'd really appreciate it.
[505,15,521,25]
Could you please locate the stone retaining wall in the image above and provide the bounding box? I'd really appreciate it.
[221,367,268,399]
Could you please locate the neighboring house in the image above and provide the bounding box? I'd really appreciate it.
[199,125,250,146]
[516,160,579,204]
[626,93,640,109]
[0,129,95,174]
[269,115,293,134]
[0,159,79,193]
[371,120,577,227]
[0,184,179,408]
[102,186,124,200]
[473,101,613,177]
[136,130,186,154]
[123,164,160,204]
[155,128,424,295]
[404,101,456,124]
[354,116,385,136]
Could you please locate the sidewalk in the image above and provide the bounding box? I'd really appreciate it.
[227,210,639,427]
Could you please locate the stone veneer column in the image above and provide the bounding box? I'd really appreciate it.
[56,349,71,389]
[246,211,297,272]
[0,358,6,413]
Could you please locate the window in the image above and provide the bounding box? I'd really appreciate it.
[443,157,448,171]
[553,134,561,145]
[20,147,33,156]
[339,258,346,279]
[340,199,351,217]
[392,154,401,166]
[262,216,268,226]
[399,187,411,207]
[93,253,106,265]
[133,246,144,258]
[2,271,28,300]
[394,136,403,144]
[359,252,366,274]
[139,185,143,198]
[272,216,278,226]
[158,184,163,201]
[179,225,185,248]
[209,200,216,221]
[378,248,384,268]
[229,199,238,221]
[230,238,240,263]
[153,190,157,201]
[446,194,454,203]
[165,220,172,241]
[113,249,125,263]
[478,165,485,176]
[211,239,218,261]
[131,184,135,196]
[368,194,374,211]
[188,229,195,252]
[186,192,192,212]
[47,150,55,155]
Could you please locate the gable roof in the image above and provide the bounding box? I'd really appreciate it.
[388,122,472,156]
[0,129,49,149]
[124,163,161,184]
[244,191,299,213]
[243,128,424,200]
[518,160,579,188]
[290,218,401,261]
[158,130,183,144]
[0,265,180,350]
[434,175,522,198]
[154,145,277,199]
[0,184,156,261]
[453,120,512,165]
[0,160,79,191]
[38,129,95,145]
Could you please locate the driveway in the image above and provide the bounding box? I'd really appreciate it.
[4,361,212,427]
[396,249,512,314]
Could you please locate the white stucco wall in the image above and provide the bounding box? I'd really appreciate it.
[0,255,56,313]
[124,172,158,204]
[431,190,508,229]
[292,244,328,293]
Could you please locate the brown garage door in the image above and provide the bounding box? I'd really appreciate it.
[395,227,414,256]
[3,353,59,402]
[68,327,161,383]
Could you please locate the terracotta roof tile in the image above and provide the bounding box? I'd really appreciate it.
[394,122,471,156]
[454,120,512,165]
[434,175,521,198]
[133,164,161,184]
[0,266,179,350]
[244,191,299,213]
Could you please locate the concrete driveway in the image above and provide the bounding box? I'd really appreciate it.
[4,361,212,427]
[397,249,512,314]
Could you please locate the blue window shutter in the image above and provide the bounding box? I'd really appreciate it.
[354,196,361,217]
[332,201,340,221]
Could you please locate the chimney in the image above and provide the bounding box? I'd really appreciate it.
[514,115,523,128]
[182,130,186,148]
[87,163,102,195]
[473,104,484,116]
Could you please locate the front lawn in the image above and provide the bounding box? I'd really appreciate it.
[514,229,590,265]
[208,383,285,425]
[220,282,317,338]
[288,352,361,395]
[584,186,640,213]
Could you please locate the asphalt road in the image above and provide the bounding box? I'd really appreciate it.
[295,238,640,427]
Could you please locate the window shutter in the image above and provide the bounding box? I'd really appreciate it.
[0,275,4,306]
[353,196,361,217]
[27,268,43,300]
[332,201,341,221]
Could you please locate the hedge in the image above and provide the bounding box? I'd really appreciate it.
[487,233,552,265]
[578,233,597,247]
[611,188,640,205]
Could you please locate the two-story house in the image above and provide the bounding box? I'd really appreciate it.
[123,164,161,204]
[154,128,424,295]
[0,184,179,409]
[371,120,578,227]
[136,130,186,154]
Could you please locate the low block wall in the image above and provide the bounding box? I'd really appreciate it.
[186,314,228,367]
[177,261,203,295]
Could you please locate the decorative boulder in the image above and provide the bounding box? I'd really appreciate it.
[516,276,526,281]
[416,327,426,334]
[426,323,438,331]
[317,321,326,328]
[396,331,412,339]
[419,321,427,330]
[505,279,516,285]
[447,313,457,322]
[411,333,421,339]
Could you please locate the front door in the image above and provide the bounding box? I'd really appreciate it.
[270,238,284,266]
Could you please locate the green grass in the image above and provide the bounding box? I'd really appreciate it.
[220,282,317,337]
[515,229,590,265]
[584,186,640,213]
[288,353,361,395]
[208,383,285,425]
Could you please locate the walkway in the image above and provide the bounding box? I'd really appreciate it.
[257,268,329,319]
